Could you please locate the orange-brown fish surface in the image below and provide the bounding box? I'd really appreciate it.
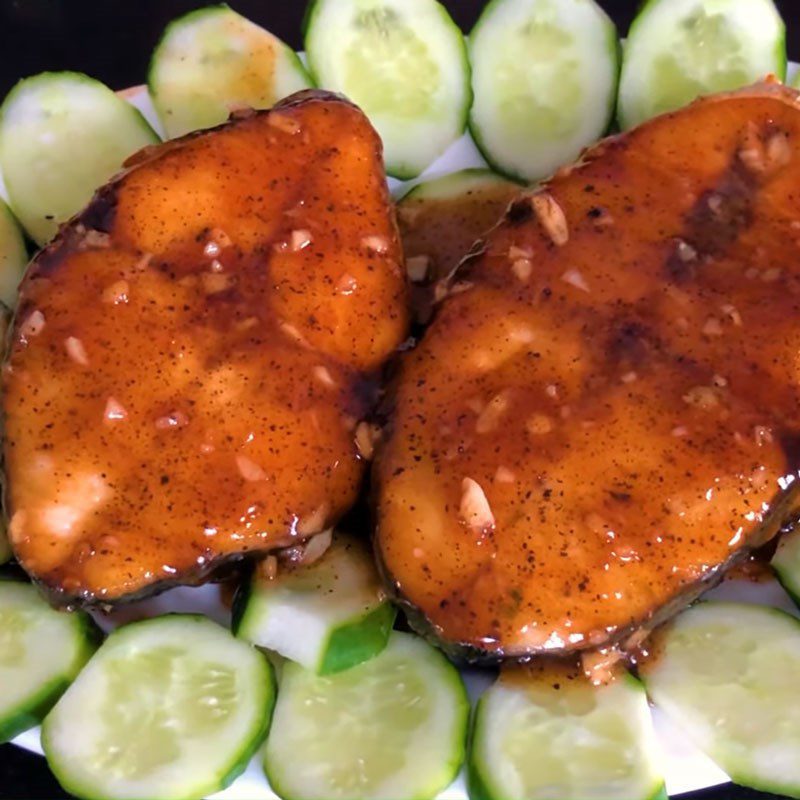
[375,82,800,661]
[5,90,409,605]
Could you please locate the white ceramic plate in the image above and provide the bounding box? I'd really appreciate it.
[9,76,800,799]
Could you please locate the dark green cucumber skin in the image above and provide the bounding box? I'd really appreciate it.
[216,653,277,793]
[232,561,397,674]
[773,529,800,608]
[0,607,101,743]
[230,564,255,637]
[466,698,493,800]
[319,601,397,674]
[0,679,71,743]
[775,570,800,608]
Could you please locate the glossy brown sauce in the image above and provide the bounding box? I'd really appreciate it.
[398,174,521,323]
[376,83,800,659]
[4,92,409,604]
[398,174,522,283]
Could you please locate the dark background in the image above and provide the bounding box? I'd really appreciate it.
[0,0,797,798]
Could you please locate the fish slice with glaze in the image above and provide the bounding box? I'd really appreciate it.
[375,81,800,662]
[5,90,409,605]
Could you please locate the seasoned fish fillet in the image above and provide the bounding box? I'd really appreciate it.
[5,90,409,604]
[375,82,800,660]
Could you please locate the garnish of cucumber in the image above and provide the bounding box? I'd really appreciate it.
[0,581,99,743]
[265,631,469,800]
[0,72,158,246]
[618,0,786,129]
[469,0,619,182]
[773,529,800,606]
[42,614,275,800]
[234,532,396,675]
[0,199,27,307]
[641,601,800,798]
[304,0,472,179]
[470,663,666,800]
[149,4,313,139]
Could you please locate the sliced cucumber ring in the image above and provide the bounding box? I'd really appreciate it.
[265,630,469,800]
[304,0,472,179]
[0,581,99,743]
[470,664,665,800]
[0,199,27,306]
[149,4,313,139]
[641,601,800,798]
[234,532,396,675]
[468,0,619,182]
[42,614,274,800]
[774,530,800,605]
[618,0,786,130]
[0,72,159,245]
[399,168,521,202]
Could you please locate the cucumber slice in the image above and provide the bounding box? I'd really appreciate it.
[265,631,469,800]
[641,601,800,798]
[468,0,619,183]
[618,0,786,130]
[304,0,472,179]
[42,614,274,800]
[469,664,665,800]
[149,4,313,139]
[0,72,159,245]
[234,532,396,674]
[399,168,521,202]
[0,581,98,742]
[773,530,800,605]
[0,199,27,306]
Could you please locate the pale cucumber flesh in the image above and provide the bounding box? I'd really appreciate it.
[618,0,786,129]
[641,602,800,798]
[235,533,396,674]
[470,665,665,800]
[0,200,27,306]
[304,0,471,178]
[0,72,159,245]
[149,5,312,138]
[0,581,97,742]
[469,0,618,182]
[42,615,274,800]
[265,631,469,800]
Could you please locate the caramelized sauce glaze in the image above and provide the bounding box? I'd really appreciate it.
[376,83,800,659]
[398,175,522,282]
[5,91,409,604]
